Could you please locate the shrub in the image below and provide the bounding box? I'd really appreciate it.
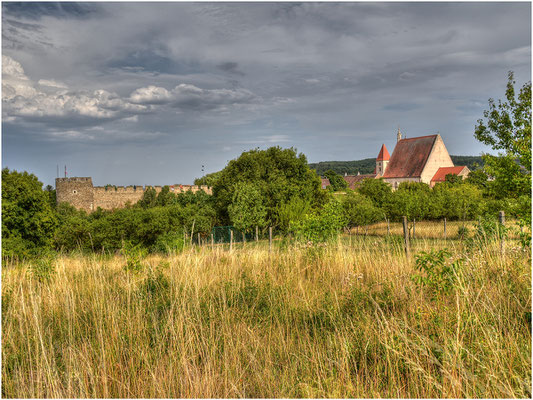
[411,249,463,297]
[122,242,148,273]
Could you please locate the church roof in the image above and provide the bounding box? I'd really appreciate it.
[376,144,390,161]
[431,166,468,183]
[320,178,331,189]
[343,174,377,190]
[382,135,438,178]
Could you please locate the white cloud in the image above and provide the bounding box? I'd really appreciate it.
[38,79,68,89]
[129,83,258,111]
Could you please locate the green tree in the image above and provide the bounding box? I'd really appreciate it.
[474,71,531,201]
[324,169,348,191]
[357,178,392,209]
[277,197,312,235]
[228,183,267,233]
[194,171,222,187]
[138,187,157,209]
[296,199,347,243]
[2,168,58,259]
[213,147,327,225]
[342,192,382,227]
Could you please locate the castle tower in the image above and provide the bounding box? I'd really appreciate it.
[55,177,94,212]
[376,144,390,176]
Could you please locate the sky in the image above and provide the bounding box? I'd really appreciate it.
[2,2,531,187]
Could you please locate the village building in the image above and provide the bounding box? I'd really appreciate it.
[332,129,470,190]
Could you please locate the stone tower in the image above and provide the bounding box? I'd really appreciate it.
[375,144,390,176]
[397,127,402,143]
[55,177,94,212]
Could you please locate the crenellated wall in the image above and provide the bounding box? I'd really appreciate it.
[56,177,212,212]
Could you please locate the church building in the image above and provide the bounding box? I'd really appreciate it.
[342,129,470,190]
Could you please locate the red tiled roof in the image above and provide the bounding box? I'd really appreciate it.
[383,135,438,178]
[376,144,390,161]
[431,166,468,183]
[320,178,331,189]
[343,174,376,190]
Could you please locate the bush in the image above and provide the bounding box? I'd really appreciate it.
[411,249,463,297]
[296,200,346,244]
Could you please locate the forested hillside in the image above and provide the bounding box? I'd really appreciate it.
[309,155,483,176]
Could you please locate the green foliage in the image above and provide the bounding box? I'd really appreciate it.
[122,242,148,273]
[457,226,469,240]
[475,71,531,171]
[472,216,507,245]
[323,170,348,191]
[296,200,347,244]
[213,147,326,225]
[444,173,463,185]
[2,168,58,259]
[277,197,312,235]
[228,182,267,232]
[411,249,463,296]
[357,178,392,209]
[387,182,430,220]
[342,192,382,227]
[475,71,531,203]
[194,170,222,187]
[153,231,185,254]
[138,187,157,209]
[29,253,56,283]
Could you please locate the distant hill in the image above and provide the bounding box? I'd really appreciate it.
[309,155,484,176]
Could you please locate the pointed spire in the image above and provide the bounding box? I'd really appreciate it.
[397,126,402,142]
[376,144,390,161]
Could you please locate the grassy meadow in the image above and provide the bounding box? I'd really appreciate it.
[2,236,531,398]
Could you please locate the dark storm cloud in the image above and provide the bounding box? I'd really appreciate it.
[1,2,530,187]
[2,2,101,20]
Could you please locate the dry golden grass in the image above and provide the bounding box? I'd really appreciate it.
[353,219,525,240]
[2,237,531,398]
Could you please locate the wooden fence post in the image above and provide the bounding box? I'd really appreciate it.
[444,218,447,241]
[255,226,259,242]
[211,233,214,249]
[387,218,390,236]
[197,232,201,246]
[269,227,272,252]
[230,230,233,252]
[499,211,505,256]
[413,219,416,239]
[242,232,246,246]
[402,216,410,258]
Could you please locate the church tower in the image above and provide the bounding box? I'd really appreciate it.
[376,144,390,176]
[397,127,402,143]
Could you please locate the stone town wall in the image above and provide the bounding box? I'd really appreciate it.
[56,177,212,212]
[55,177,95,212]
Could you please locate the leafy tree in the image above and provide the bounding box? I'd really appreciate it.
[194,170,222,187]
[342,192,382,227]
[324,169,348,191]
[296,199,347,243]
[357,178,392,209]
[156,186,176,207]
[228,183,267,232]
[277,197,312,235]
[387,182,431,220]
[475,71,531,171]
[138,187,157,209]
[213,147,327,225]
[474,72,531,202]
[2,168,57,259]
[465,168,489,191]
[444,173,463,185]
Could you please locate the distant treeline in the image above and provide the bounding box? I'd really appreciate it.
[309,155,484,176]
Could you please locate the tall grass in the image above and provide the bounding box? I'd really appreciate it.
[2,237,531,398]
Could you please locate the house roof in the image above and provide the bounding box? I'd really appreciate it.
[320,178,331,189]
[382,135,438,178]
[343,174,376,190]
[431,166,468,183]
[376,144,390,161]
